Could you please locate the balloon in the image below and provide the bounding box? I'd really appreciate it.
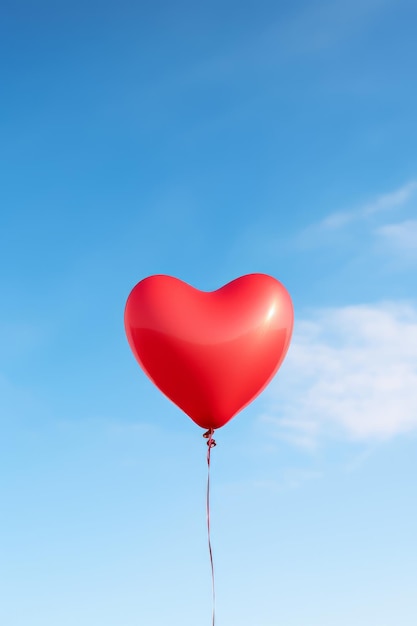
[124,274,293,430]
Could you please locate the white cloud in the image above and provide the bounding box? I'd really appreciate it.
[261,302,417,446]
[362,181,417,215]
[319,180,417,230]
[376,219,417,258]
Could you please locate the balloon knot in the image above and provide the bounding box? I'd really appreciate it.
[203,429,216,447]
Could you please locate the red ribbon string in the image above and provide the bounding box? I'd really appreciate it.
[203,429,216,626]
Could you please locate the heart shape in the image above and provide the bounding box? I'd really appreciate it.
[124,274,293,430]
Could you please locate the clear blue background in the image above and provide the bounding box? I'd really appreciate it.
[1,1,416,624]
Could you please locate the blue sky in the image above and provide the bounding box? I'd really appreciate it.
[1,0,417,624]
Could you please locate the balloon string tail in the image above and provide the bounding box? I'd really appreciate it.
[203,428,216,626]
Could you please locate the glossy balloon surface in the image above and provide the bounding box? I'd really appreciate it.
[124,274,293,430]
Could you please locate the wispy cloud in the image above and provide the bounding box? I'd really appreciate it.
[320,180,417,230]
[260,302,417,446]
[220,468,323,496]
[126,0,396,133]
[294,179,417,253]
[375,219,417,259]
[264,0,394,58]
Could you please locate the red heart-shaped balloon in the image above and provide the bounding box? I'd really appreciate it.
[124,274,293,430]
